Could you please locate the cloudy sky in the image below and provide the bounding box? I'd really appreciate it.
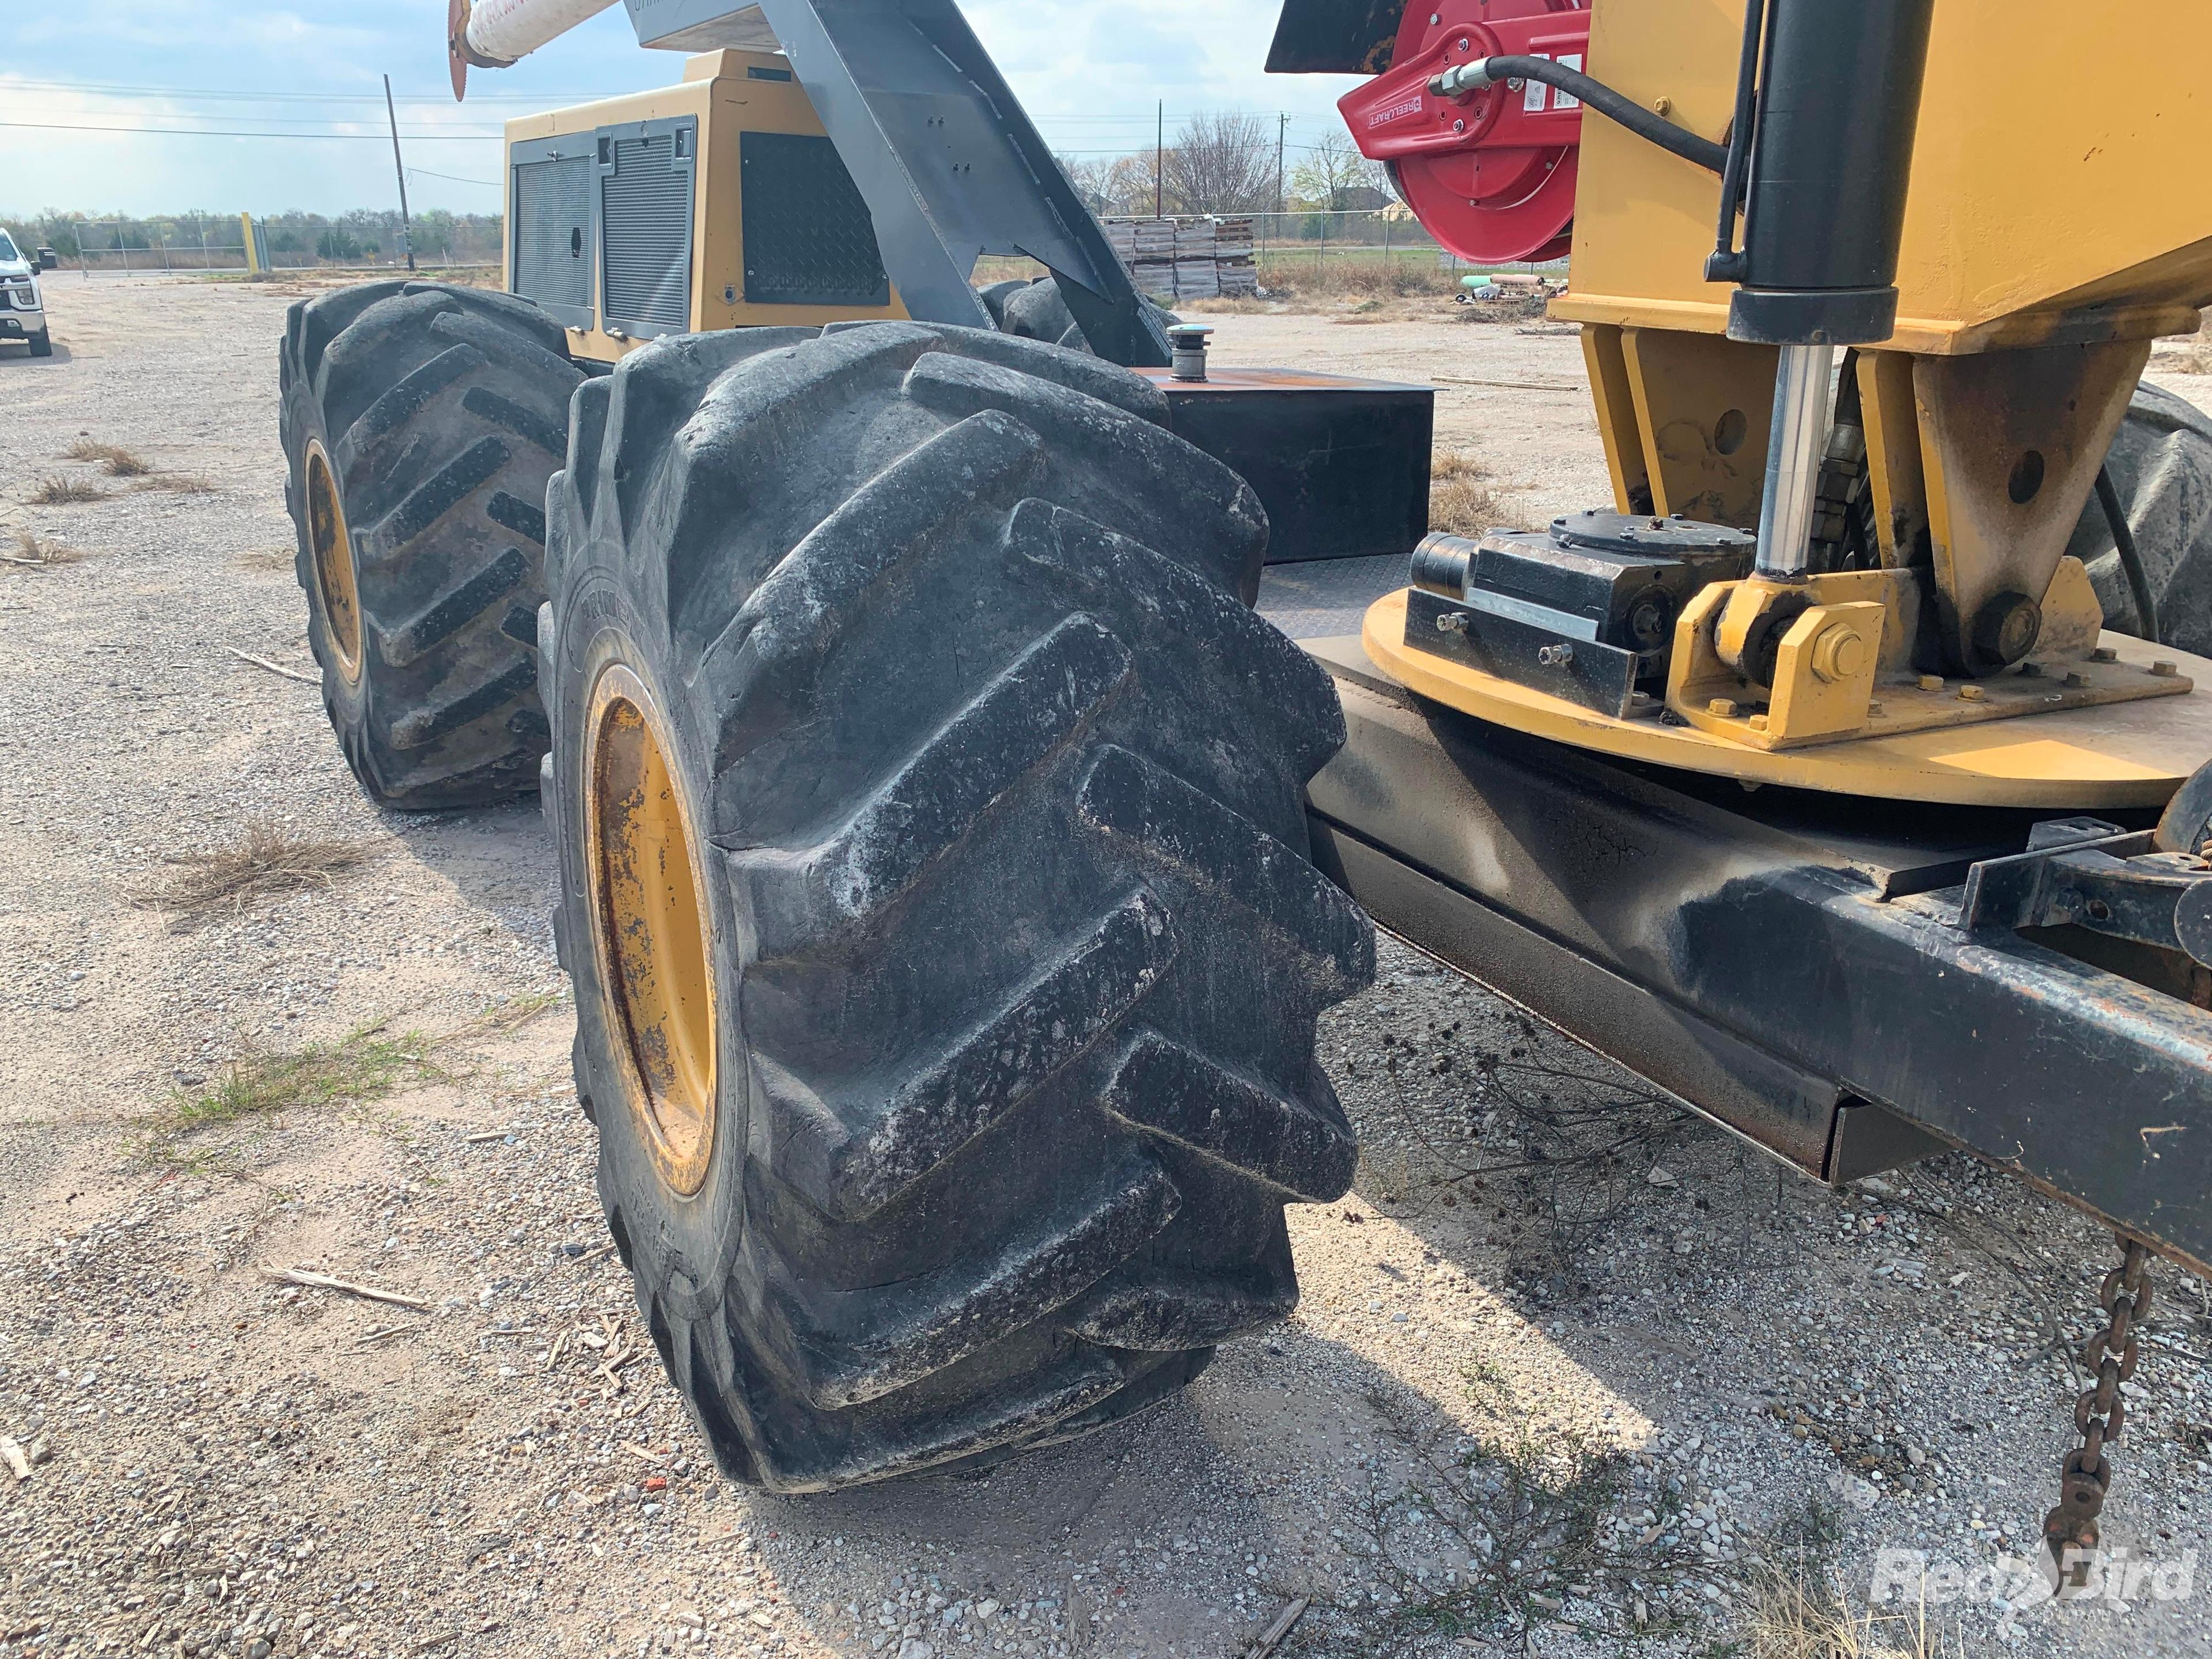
[3,1,1371,219]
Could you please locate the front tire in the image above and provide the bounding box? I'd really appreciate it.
[279,282,582,808]
[541,321,1372,1491]
[28,328,52,358]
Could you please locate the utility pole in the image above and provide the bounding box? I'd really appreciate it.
[1154,100,1164,218]
[384,74,418,272]
[1276,113,1289,215]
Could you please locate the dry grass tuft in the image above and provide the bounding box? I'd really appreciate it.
[6,531,86,568]
[234,546,297,573]
[30,475,107,506]
[1741,1567,1963,1659]
[132,474,219,495]
[1430,448,1508,536]
[130,822,372,927]
[1257,248,1459,302]
[1176,296,1274,316]
[64,440,151,477]
[169,1022,444,1132]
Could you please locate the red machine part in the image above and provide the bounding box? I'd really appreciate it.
[1337,0,1589,264]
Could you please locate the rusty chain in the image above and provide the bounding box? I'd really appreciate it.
[2043,1237,2154,1563]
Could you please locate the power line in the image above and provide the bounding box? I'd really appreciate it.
[0,120,503,141]
[0,76,601,103]
[408,166,503,189]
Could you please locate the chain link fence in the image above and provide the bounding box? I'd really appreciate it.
[4,213,502,276]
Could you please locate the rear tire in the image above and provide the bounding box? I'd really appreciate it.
[279,281,582,809]
[541,322,1371,1491]
[998,278,1179,355]
[2066,381,2212,654]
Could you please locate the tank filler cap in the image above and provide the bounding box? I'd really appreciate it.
[1167,324,1214,382]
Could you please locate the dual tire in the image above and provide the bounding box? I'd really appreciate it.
[279,287,1372,1489]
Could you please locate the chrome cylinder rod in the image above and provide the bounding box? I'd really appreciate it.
[1753,340,1835,579]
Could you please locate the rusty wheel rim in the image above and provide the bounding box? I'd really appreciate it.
[582,664,718,1196]
[304,438,363,684]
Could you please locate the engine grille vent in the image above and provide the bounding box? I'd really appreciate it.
[602,123,695,336]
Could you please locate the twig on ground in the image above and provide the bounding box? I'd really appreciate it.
[224,645,316,683]
[1242,1597,1309,1659]
[261,1263,431,1310]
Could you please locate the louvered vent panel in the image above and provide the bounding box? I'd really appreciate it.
[602,128,694,335]
[512,154,594,321]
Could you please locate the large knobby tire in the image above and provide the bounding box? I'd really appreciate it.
[540,321,1372,1491]
[997,277,1179,357]
[279,281,583,808]
[2065,381,2212,654]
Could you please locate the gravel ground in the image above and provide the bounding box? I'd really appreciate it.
[2,275,2209,1659]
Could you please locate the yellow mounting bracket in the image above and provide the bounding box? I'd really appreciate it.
[1662,561,2192,752]
[1669,578,1887,751]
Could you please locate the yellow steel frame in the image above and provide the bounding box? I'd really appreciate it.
[1369,0,2212,804]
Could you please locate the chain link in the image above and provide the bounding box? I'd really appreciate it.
[2044,1237,2153,1562]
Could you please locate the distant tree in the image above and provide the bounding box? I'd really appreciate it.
[1165,112,1275,215]
[1290,127,1389,211]
[1056,154,1116,214]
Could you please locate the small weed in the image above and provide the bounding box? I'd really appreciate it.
[130,821,371,927]
[5,530,85,568]
[132,474,219,495]
[64,440,151,477]
[30,475,105,506]
[169,1022,445,1133]
[1340,1376,1719,1647]
[1430,448,1506,536]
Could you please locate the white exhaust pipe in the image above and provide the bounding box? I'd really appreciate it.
[449,0,620,97]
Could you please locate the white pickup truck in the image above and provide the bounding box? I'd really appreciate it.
[0,230,52,358]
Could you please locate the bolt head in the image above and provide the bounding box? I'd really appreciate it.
[2092,646,2119,663]
[1706,698,1739,718]
[1917,674,1944,692]
[1957,684,1986,702]
[2152,659,2180,678]
[1810,626,1867,684]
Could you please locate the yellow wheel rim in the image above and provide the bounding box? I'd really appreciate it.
[303,438,363,684]
[583,664,719,1196]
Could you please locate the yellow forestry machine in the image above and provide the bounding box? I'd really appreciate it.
[276,0,2212,1570]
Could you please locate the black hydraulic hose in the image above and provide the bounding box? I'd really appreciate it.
[1456,55,1728,174]
[1706,0,1768,279]
[2096,464,2161,644]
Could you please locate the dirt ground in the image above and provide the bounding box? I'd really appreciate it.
[2,275,2210,1659]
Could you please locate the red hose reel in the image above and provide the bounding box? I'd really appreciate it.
[1338,0,1589,264]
